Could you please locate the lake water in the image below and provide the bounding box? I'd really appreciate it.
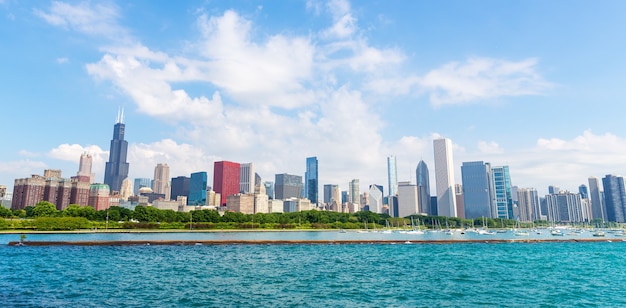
[1,231,625,307]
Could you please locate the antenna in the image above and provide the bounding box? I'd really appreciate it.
[120,107,125,124]
[116,107,121,123]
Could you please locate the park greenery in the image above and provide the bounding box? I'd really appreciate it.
[0,201,613,231]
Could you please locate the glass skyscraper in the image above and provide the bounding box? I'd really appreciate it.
[416,160,431,215]
[492,166,513,219]
[104,109,129,193]
[304,157,318,204]
[275,174,303,200]
[387,155,398,197]
[188,172,207,206]
[461,161,494,219]
[171,176,190,201]
[602,174,626,222]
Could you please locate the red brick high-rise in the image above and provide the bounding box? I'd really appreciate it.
[213,161,240,206]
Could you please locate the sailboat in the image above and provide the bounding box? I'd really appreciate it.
[406,217,425,235]
[514,220,529,236]
[477,217,495,235]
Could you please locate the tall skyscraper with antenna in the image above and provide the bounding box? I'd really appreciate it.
[104,108,129,193]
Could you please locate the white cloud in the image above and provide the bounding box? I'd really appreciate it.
[56,57,69,64]
[34,1,129,42]
[477,141,504,154]
[0,160,47,177]
[421,57,551,106]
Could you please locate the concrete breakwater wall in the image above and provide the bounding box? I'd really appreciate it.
[8,238,624,246]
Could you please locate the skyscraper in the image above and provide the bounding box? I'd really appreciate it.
[492,166,513,219]
[188,172,207,206]
[133,178,151,196]
[368,184,383,213]
[171,176,190,201]
[152,163,170,200]
[387,155,398,198]
[397,181,419,217]
[517,187,540,222]
[104,109,129,193]
[416,160,431,215]
[323,184,338,204]
[275,174,303,200]
[305,157,319,204]
[239,163,255,194]
[588,176,606,221]
[349,179,360,205]
[602,174,626,222]
[76,152,94,183]
[461,161,494,219]
[433,138,457,217]
[214,161,241,206]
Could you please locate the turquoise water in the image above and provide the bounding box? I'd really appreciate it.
[1,236,625,307]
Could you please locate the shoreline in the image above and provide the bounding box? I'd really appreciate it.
[8,238,624,246]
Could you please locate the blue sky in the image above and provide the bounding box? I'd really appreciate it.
[2,0,626,197]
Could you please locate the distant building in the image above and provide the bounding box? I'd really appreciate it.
[492,166,513,219]
[304,157,318,204]
[103,109,129,193]
[397,181,419,217]
[88,183,110,211]
[433,138,457,217]
[461,161,495,219]
[188,172,207,206]
[171,176,191,201]
[368,185,383,214]
[545,192,587,223]
[119,178,133,201]
[268,199,283,213]
[387,155,398,197]
[226,194,255,214]
[264,181,275,200]
[240,163,255,194]
[349,179,360,205]
[416,160,431,215]
[133,178,151,196]
[214,161,241,206]
[75,152,95,183]
[517,188,540,222]
[152,163,170,200]
[455,184,465,219]
[602,175,626,222]
[275,173,303,200]
[588,176,606,221]
[12,170,90,210]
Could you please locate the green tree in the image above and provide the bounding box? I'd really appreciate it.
[0,206,13,218]
[32,201,59,217]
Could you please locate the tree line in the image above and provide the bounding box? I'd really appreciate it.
[0,201,561,231]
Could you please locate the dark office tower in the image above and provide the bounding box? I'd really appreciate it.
[275,173,303,200]
[104,109,129,193]
[171,176,190,201]
[461,161,494,219]
[188,172,207,206]
[602,175,626,222]
[416,160,431,215]
[588,176,606,221]
[305,157,318,204]
[214,161,240,206]
[578,185,589,200]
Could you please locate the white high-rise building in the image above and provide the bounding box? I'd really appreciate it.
[434,138,457,217]
[398,181,419,217]
[152,163,170,200]
[240,163,255,194]
[368,185,383,213]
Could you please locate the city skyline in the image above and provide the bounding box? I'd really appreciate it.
[3,1,626,197]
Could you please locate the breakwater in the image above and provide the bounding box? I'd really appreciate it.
[8,238,623,246]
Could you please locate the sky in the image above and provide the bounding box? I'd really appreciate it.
[2,0,626,197]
